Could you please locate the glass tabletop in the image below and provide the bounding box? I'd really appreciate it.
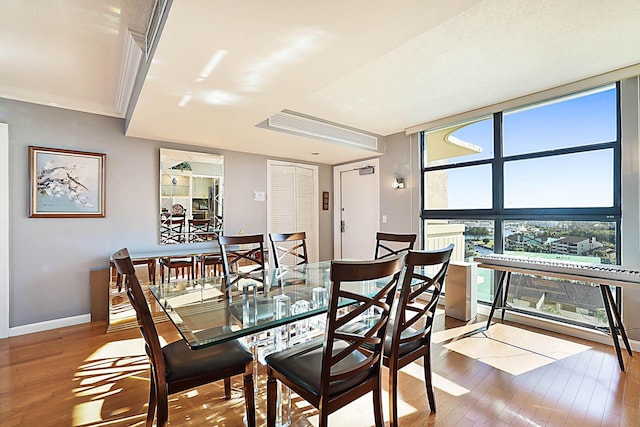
[149,261,355,349]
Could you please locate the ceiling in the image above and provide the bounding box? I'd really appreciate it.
[2,0,639,165]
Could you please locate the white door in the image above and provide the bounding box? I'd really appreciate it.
[267,161,319,262]
[334,159,379,260]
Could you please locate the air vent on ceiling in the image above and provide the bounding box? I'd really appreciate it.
[267,111,378,150]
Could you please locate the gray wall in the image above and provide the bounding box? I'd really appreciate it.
[3,98,333,327]
[379,132,420,236]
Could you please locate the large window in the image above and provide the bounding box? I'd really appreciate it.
[421,84,620,328]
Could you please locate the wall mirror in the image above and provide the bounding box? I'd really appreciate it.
[160,148,224,244]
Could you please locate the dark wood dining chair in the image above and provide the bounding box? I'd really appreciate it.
[188,218,212,242]
[159,254,195,283]
[384,244,454,426]
[218,234,266,296]
[197,251,224,279]
[265,256,404,427]
[113,257,156,292]
[160,216,185,244]
[374,232,417,260]
[269,232,308,269]
[111,248,255,427]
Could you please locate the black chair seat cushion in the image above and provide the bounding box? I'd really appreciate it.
[382,326,424,358]
[163,330,253,383]
[265,338,371,399]
[161,257,193,265]
[199,254,222,263]
[356,325,423,358]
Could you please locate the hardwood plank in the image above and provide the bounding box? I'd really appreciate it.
[1,314,639,427]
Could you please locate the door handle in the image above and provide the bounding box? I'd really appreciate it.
[340,220,346,233]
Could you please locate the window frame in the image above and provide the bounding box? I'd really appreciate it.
[420,83,622,325]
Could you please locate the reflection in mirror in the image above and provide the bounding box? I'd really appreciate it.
[160,148,224,244]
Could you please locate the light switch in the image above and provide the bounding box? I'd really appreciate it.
[382,215,387,224]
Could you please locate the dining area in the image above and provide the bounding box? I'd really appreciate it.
[110,231,453,427]
[4,233,637,426]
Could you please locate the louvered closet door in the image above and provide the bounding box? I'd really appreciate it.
[268,162,318,264]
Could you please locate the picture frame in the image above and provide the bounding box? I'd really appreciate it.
[29,146,106,218]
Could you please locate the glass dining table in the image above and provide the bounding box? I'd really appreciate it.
[149,260,394,426]
[148,261,343,350]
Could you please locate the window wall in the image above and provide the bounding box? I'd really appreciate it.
[421,83,620,328]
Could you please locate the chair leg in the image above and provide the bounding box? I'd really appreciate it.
[373,379,384,427]
[156,382,169,427]
[244,364,256,427]
[147,261,156,286]
[424,352,436,412]
[319,409,329,427]
[146,372,158,427]
[389,366,399,427]
[224,377,231,399]
[266,368,277,427]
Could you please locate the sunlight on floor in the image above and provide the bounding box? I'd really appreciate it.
[72,338,151,426]
[398,362,470,397]
[443,323,590,375]
[73,400,105,426]
[84,338,147,360]
[288,372,425,427]
[432,321,485,344]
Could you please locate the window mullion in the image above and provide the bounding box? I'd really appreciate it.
[493,112,504,253]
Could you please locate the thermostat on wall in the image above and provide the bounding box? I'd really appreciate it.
[254,191,265,201]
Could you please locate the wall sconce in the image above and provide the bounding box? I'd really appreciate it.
[392,175,405,189]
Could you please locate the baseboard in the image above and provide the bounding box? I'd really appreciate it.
[9,314,91,337]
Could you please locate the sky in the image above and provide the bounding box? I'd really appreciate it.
[434,84,617,210]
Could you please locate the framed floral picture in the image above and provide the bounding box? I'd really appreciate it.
[29,146,106,218]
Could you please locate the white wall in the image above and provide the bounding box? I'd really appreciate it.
[2,97,333,330]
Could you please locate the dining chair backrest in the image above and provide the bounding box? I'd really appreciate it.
[111,248,167,384]
[218,234,266,294]
[322,256,404,397]
[374,232,417,260]
[161,216,185,244]
[384,243,454,425]
[112,247,257,426]
[269,232,308,269]
[189,218,212,242]
[391,244,454,359]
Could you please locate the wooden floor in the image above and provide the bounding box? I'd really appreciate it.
[1,310,639,427]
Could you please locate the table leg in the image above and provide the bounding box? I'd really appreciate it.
[116,272,123,293]
[487,271,509,329]
[147,259,156,286]
[501,271,512,323]
[276,380,291,427]
[600,284,632,371]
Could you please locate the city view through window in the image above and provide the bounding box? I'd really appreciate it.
[422,84,619,328]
